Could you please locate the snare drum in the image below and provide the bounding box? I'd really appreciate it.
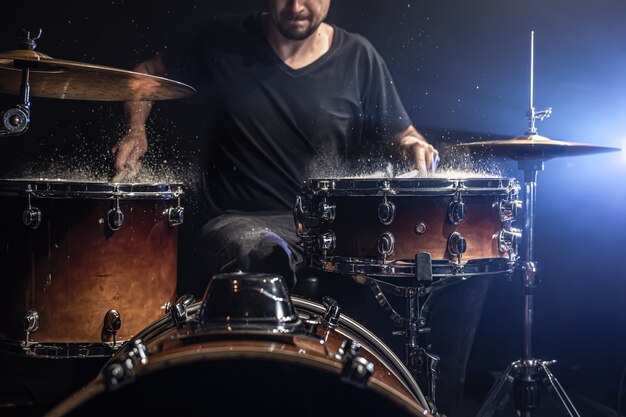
[294,177,521,278]
[0,179,184,357]
[45,272,431,417]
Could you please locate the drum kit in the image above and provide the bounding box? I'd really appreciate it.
[0,29,621,417]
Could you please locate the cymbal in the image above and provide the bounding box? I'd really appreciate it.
[451,134,622,160]
[0,49,195,101]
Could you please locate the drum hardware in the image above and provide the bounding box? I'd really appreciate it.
[57,274,432,417]
[106,186,125,231]
[0,30,37,137]
[446,231,467,263]
[452,32,623,417]
[23,309,40,345]
[103,339,148,391]
[0,179,181,357]
[103,310,122,346]
[338,342,375,389]
[358,252,444,409]
[22,189,41,229]
[167,294,197,326]
[378,196,396,225]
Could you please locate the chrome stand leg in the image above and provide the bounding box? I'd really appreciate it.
[476,160,580,417]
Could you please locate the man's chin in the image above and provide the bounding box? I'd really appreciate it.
[278,22,316,40]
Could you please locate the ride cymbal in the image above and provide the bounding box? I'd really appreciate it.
[0,49,195,101]
[451,134,621,160]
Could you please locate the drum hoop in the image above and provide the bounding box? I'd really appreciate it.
[103,297,427,409]
[309,256,514,279]
[56,341,430,417]
[0,179,183,199]
[290,296,428,408]
[304,177,517,197]
[0,337,121,358]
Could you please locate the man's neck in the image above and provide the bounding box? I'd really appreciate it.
[262,13,334,70]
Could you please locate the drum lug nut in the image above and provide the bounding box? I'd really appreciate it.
[104,309,122,346]
[378,200,396,225]
[447,232,467,262]
[23,308,40,335]
[499,228,522,254]
[107,208,124,231]
[321,296,341,328]
[318,201,336,222]
[317,231,336,254]
[22,207,41,229]
[170,294,196,326]
[340,354,374,389]
[377,232,395,257]
[166,206,184,226]
[448,200,467,225]
[499,199,522,223]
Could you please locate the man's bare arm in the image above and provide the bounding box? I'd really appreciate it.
[112,55,167,179]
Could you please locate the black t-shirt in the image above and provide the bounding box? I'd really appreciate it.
[163,13,412,214]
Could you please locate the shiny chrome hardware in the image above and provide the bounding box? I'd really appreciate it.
[23,309,39,345]
[335,338,361,361]
[499,228,522,254]
[317,231,336,253]
[23,309,39,333]
[321,296,341,328]
[341,356,374,387]
[447,232,467,262]
[447,201,467,225]
[107,208,124,231]
[104,309,122,346]
[378,200,396,225]
[166,206,184,226]
[166,193,184,226]
[22,207,41,229]
[22,190,41,229]
[128,339,148,366]
[107,187,124,231]
[377,232,395,257]
[170,294,196,326]
[415,222,427,235]
[318,201,336,222]
[499,199,522,223]
[104,339,147,391]
[104,309,122,333]
[338,338,374,389]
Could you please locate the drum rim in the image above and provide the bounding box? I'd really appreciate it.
[0,178,184,199]
[309,256,514,279]
[47,340,431,417]
[302,177,518,196]
[103,296,428,410]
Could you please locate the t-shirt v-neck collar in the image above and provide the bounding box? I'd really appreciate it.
[258,19,339,77]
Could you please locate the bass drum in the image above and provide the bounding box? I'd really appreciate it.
[45,295,432,417]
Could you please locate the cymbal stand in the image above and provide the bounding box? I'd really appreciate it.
[476,30,580,417]
[0,29,39,137]
[475,160,580,417]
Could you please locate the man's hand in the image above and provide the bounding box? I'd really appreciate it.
[397,126,439,176]
[112,126,148,181]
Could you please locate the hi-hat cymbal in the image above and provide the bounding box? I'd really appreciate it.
[452,134,622,160]
[0,49,195,101]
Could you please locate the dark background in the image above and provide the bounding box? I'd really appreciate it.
[1,1,625,416]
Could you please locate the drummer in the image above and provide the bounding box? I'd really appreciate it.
[113,0,438,287]
[112,0,470,412]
